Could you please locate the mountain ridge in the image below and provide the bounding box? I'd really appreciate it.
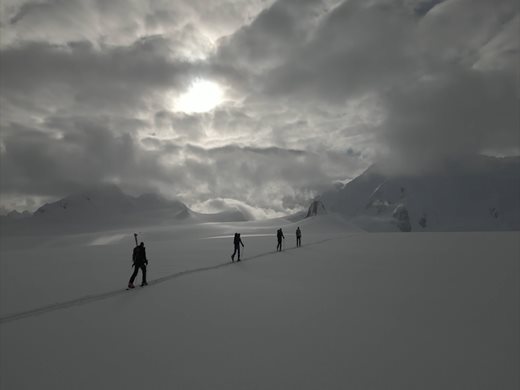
[0,184,249,235]
[316,155,520,231]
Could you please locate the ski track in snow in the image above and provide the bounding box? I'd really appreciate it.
[0,234,356,325]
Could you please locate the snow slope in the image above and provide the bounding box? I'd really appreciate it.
[319,156,520,232]
[0,215,518,389]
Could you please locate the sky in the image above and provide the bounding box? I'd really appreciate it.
[0,0,518,217]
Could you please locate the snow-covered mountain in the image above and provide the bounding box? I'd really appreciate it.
[33,184,187,220]
[318,156,520,232]
[1,184,249,235]
[5,210,32,220]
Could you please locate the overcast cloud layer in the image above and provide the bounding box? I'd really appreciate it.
[0,0,518,216]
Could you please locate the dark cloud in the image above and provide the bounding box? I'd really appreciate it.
[265,0,418,103]
[0,0,518,215]
[0,118,170,197]
[0,114,365,216]
[214,0,417,103]
[378,67,519,173]
[173,143,357,215]
[154,111,207,140]
[0,37,194,112]
[1,0,273,47]
[214,0,518,167]
[416,0,517,67]
[216,0,316,69]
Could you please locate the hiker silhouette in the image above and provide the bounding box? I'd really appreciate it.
[276,228,285,252]
[128,242,148,288]
[231,233,245,262]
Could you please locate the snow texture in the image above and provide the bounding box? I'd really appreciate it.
[1,214,518,389]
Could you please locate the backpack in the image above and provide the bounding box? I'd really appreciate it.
[132,245,145,264]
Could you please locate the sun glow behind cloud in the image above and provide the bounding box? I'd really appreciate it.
[174,79,224,113]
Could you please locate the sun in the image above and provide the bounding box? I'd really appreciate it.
[175,79,224,113]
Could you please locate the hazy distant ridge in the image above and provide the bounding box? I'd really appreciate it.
[0,184,248,235]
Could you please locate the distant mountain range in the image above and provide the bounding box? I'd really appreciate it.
[33,184,187,220]
[316,156,520,232]
[0,184,248,235]
[2,155,519,235]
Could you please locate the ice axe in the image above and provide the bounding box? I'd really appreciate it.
[130,233,139,268]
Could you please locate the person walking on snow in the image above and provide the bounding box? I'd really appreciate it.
[276,228,285,252]
[231,233,245,262]
[296,227,302,247]
[128,242,148,288]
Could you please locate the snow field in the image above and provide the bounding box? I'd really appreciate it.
[0,217,518,389]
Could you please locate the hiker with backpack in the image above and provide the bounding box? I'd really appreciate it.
[296,227,302,247]
[128,241,148,288]
[276,228,285,252]
[231,233,245,262]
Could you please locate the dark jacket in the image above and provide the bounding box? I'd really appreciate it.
[233,234,244,247]
[132,244,147,265]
